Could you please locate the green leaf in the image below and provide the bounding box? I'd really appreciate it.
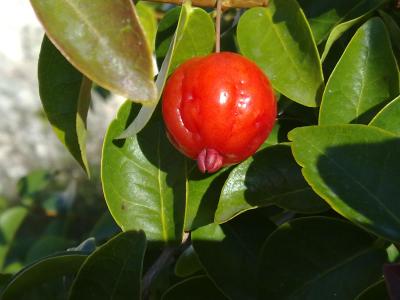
[30,0,156,102]
[379,10,400,53]
[162,275,228,300]
[299,0,387,44]
[38,36,91,175]
[370,95,400,135]
[17,170,50,197]
[0,253,86,300]
[355,280,389,300]
[174,245,202,278]
[319,18,399,125]
[320,8,380,62]
[136,2,157,52]
[192,211,276,300]
[118,1,214,137]
[215,144,328,224]
[69,231,146,300]
[237,2,323,107]
[26,236,74,264]
[0,207,28,270]
[186,167,230,230]
[102,102,186,242]
[259,217,388,299]
[0,273,12,292]
[289,124,400,242]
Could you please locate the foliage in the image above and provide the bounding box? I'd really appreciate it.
[4,0,400,299]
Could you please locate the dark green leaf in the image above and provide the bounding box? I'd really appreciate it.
[384,263,400,300]
[215,144,327,224]
[370,96,400,135]
[379,10,400,54]
[192,211,276,300]
[89,211,121,242]
[30,0,156,102]
[299,0,387,44]
[119,2,214,137]
[102,102,186,243]
[289,124,400,242]
[174,245,202,278]
[319,18,399,125]
[237,2,323,107]
[26,236,74,264]
[0,253,86,300]
[0,207,28,270]
[69,231,146,300]
[39,36,91,175]
[259,217,387,300]
[355,280,389,300]
[162,275,227,300]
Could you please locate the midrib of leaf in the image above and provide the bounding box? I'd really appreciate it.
[288,247,374,298]
[109,250,132,299]
[63,0,142,72]
[264,8,309,87]
[157,127,168,242]
[304,138,400,226]
[353,43,370,123]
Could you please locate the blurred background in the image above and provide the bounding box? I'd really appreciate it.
[0,1,123,276]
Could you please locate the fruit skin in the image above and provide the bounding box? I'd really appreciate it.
[162,52,277,173]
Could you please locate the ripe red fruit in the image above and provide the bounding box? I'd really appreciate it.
[162,52,277,173]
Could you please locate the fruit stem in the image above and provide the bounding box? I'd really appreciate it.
[215,0,222,53]
[197,148,223,173]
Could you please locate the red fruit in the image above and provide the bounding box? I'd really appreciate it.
[162,52,277,173]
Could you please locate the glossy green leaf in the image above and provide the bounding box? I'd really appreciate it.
[237,2,323,107]
[26,236,74,264]
[320,10,377,62]
[370,95,400,135]
[259,217,387,299]
[0,207,28,270]
[355,280,389,300]
[39,36,91,175]
[289,124,400,242]
[215,144,328,224]
[136,2,157,52]
[186,167,230,230]
[175,245,202,278]
[162,275,228,300]
[118,1,214,137]
[192,211,276,300]
[70,231,146,300]
[299,0,386,44]
[319,18,399,125]
[102,102,186,242]
[30,0,156,102]
[0,253,86,300]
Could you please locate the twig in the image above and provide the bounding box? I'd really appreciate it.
[142,232,191,299]
[140,0,268,9]
[215,0,222,53]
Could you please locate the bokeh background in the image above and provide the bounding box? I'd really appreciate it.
[0,1,124,197]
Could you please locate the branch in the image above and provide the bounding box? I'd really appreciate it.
[145,0,268,8]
